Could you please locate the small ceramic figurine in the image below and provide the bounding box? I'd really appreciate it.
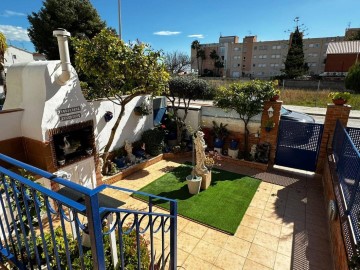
[124,140,136,164]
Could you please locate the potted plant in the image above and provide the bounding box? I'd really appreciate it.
[212,121,229,153]
[264,119,275,132]
[328,91,351,105]
[270,89,281,101]
[228,139,239,158]
[141,128,165,156]
[134,100,151,116]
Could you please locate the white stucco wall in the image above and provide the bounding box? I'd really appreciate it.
[0,110,23,140]
[91,96,154,153]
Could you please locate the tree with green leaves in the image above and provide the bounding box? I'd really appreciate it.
[73,29,169,170]
[28,0,106,60]
[191,40,205,76]
[283,27,308,78]
[214,80,276,159]
[345,62,360,93]
[0,32,7,94]
[167,76,210,142]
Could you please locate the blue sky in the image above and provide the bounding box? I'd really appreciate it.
[0,0,360,56]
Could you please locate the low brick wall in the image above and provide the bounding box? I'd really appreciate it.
[322,154,349,270]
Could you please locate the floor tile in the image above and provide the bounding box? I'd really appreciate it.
[224,236,252,258]
[182,221,208,239]
[182,254,214,270]
[245,206,264,219]
[191,240,222,264]
[177,232,200,253]
[240,214,260,230]
[274,253,291,270]
[202,229,229,248]
[257,219,282,237]
[243,259,271,270]
[253,230,279,252]
[247,243,277,268]
[214,249,245,270]
[235,225,257,242]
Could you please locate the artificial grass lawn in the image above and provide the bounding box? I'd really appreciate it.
[133,165,261,234]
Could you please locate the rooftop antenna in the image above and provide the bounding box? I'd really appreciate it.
[347,22,351,29]
[294,17,300,28]
[248,30,252,36]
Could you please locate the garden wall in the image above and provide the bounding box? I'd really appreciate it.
[88,95,154,154]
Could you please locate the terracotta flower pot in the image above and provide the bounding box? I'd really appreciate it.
[332,98,347,106]
[270,95,279,102]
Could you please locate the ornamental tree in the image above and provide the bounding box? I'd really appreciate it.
[73,29,169,170]
[214,80,276,159]
[283,26,309,78]
[167,76,210,141]
[191,40,205,76]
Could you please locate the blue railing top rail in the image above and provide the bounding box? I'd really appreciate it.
[0,153,177,210]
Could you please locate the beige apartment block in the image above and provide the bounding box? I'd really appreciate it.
[191,29,354,78]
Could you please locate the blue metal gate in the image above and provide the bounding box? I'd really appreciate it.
[275,120,323,172]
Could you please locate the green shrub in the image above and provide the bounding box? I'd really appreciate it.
[22,226,150,269]
[142,128,165,156]
[346,62,360,93]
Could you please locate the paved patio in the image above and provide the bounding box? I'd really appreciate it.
[103,158,333,270]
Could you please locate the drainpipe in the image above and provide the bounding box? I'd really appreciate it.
[53,28,71,85]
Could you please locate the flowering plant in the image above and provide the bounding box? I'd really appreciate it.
[204,151,222,170]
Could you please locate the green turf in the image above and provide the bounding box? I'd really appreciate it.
[133,165,261,234]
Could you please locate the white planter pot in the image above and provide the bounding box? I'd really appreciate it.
[228,149,239,159]
[214,147,222,154]
[186,175,202,195]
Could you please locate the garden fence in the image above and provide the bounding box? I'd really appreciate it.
[0,153,177,270]
[333,121,360,244]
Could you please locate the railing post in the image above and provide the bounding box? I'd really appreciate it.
[84,192,105,269]
[169,201,177,270]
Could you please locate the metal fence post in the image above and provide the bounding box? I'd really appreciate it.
[169,200,177,270]
[84,192,106,269]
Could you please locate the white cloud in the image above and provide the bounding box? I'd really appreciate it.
[0,25,30,42]
[1,10,26,17]
[188,34,204,39]
[153,31,181,36]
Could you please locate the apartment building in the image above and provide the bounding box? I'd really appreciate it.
[191,29,355,78]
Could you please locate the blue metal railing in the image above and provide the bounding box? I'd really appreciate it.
[333,121,360,243]
[0,153,177,269]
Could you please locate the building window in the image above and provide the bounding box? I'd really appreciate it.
[253,55,257,58]
[221,56,224,60]
[271,54,281,59]
[259,45,268,50]
[258,63,266,68]
[243,56,246,60]
[233,56,241,59]
[308,53,318,57]
[234,47,241,51]
[254,46,257,50]
[272,45,281,50]
[220,47,225,54]
[242,65,246,68]
[12,55,17,59]
[259,55,267,59]
[253,64,256,67]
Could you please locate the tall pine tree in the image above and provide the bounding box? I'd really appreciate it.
[28,0,106,60]
[283,27,308,78]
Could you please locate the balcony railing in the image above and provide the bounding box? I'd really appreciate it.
[0,153,177,269]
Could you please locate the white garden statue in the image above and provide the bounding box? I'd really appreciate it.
[124,140,136,164]
[193,131,209,176]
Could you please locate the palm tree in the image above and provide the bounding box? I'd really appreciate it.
[0,32,7,96]
[191,40,200,75]
[210,49,219,75]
